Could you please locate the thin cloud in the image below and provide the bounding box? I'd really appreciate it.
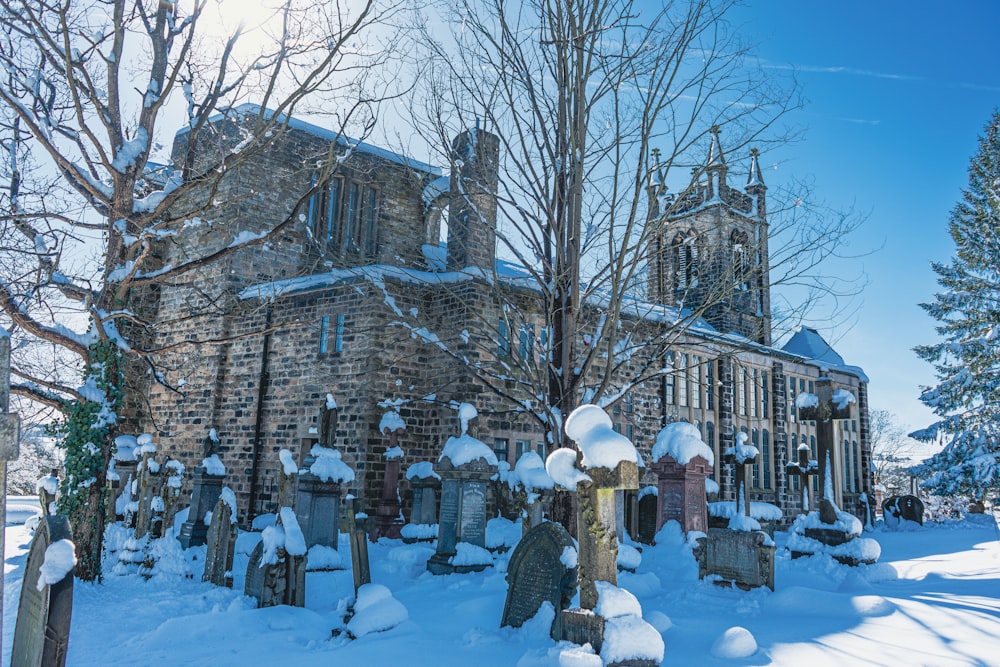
[836,117,881,126]
[764,62,922,82]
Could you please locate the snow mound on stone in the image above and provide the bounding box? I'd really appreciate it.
[711,626,758,658]
[564,405,638,470]
[347,583,408,638]
[652,421,714,465]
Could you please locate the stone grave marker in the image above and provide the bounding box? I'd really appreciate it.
[243,510,307,608]
[348,498,371,594]
[882,495,924,528]
[1,329,21,659]
[203,491,238,587]
[178,431,226,548]
[650,421,714,536]
[427,405,498,575]
[636,492,658,544]
[785,443,819,514]
[373,410,406,540]
[698,526,775,590]
[295,400,352,550]
[133,438,161,540]
[11,515,74,667]
[501,521,577,639]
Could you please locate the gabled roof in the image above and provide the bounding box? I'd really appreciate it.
[781,326,868,381]
[176,103,442,176]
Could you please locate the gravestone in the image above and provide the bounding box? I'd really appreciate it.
[698,526,775,590]
[11,515,74,667]
[650,453,710,535]
[373,413,405,541]
[295,401,352,550]
[36,469,59,516]
[882,495,924,528]
[243,513,307,608]
[636,493,658,545]
[178,432,226,548]
[348,498,371,594]
[203,493,238,587]
[501,521,577,640]
[110,436,139,524]
[427,406,498,575]
[785,443,819,513]
[406,462,441,536]
[1,330,22,661]
[133,440,161,540]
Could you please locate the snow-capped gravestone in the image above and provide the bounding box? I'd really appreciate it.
[133,436,162,540]
[550,405,651,663]
[203,488,239,588]
[295,397,354,550]
[178,430,226,548]
[11,515,74,667]
[110,435,138,524]
[348,497,371,594]
[501,521,577,639]
[402,461,440,543]
[427,403,499,575]
[244,507,308,608]
[650,421,714,535]
[790,379,879,565]
[505,451,556,535]
[882,495,924,528]
[723,431,758,527]
[785,443,819,513]
[36,469,59,517]
[373,408,406,541]
[698,527,775,590]
[296,443,353,549]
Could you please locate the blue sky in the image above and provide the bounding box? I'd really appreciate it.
[728,1,1000,443]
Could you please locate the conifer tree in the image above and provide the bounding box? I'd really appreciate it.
[912,110,1000,500]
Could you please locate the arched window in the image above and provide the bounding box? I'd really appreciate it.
[731,230,752,291]
[672,229,700,290]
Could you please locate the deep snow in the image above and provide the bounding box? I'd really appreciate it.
[4,497,1000,666]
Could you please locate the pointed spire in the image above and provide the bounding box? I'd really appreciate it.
[707,125,727,170]
[746,148,766,191]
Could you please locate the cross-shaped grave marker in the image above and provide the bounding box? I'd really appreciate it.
[785,443,819,514]
[796,377,855,524]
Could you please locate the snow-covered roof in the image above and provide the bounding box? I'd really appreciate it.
[781,326,868,381]
[176,103,442,176]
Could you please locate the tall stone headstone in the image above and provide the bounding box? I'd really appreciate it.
[0,329,21,661]
[407,463,440,524]
[636,492,658,545]
[348,498,372,594]
[295,445,351,549]
[427,404,498,575]
[133,437,161,539]
[649,421,713,535]
[373,411,406,541]
[244,510,307,608]
[11,515,74,667]
[501,521,577,639]
[178,442,226,549]
[203,491,238,587]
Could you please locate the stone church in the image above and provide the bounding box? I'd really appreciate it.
[140,104,873,526]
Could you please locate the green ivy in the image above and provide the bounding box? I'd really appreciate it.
[48,339,123,533]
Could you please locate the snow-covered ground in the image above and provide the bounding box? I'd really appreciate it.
[4,498,1000,666]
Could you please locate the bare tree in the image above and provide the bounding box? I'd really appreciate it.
[378,0,860,469]
[869,407,915,495]
[0,0,406,579]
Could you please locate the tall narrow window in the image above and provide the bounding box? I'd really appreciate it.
[342,181,361,251]
[852,440,860,493]
[750,368,759,417]
[810,435,818,493]
[493,438,509,463]
[664,352,675,405]
[842,439,852,492]
[625,392,634,414]
[363,186,379,255]
[751,428,760,489]
[326,178,342,245]
[678,353,689,407]
[519,324,533,360]
[319,315,330,354]
[334,313,345,353]
[789,375,797,420]
[498,318,510,357]
[762,430,771,489]
[706,360,715,411]
[762,371,769,419]
[737,366,746,416]
[515,440,531,459]
[692,356,702,409]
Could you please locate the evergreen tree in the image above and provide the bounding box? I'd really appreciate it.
[912,111,1000,500]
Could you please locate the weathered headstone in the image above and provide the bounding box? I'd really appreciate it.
[501,521,577,639]
[636,492,658,545]
[203,490,238,587]
[295,444,351,549]
[796,379,852,523]
[178,431,226,548]
[882,495,924,528]
[698,526,775,590]
[348,498,372,594]
[427,404,498,575]
[244,509,307,608]
[11,515,74,667]
[373,410,406,541]
[1,329,21,660]
[404,462,440,542]
[110,435,139,524]
[133,436,161,539]
[785,443,819,513]
[650,421,714,536]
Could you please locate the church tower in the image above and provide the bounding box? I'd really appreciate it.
[647,127,772,345]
